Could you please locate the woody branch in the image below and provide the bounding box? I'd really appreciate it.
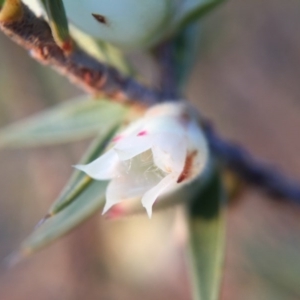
[0,2,300,204]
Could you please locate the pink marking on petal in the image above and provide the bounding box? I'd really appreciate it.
[137,130,148,136]
[112,135,123,142]
[105,205,124,220]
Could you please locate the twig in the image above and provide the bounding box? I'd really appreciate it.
[0,3,164,105]
[204,121,300,202]
[0,3,300,204]
[154,41,180,99]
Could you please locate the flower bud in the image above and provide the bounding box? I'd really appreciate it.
[76,102,209,218]
[23,0,222,50]
[62,0,173,49]
[22,0,173,49]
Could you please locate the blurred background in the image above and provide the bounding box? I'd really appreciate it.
[1,0,300,299]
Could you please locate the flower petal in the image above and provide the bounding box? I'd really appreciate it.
[145,117,185,136]
[103,175,150,214]
[102,180,122,214]
[75,149,119,180]
[113,135,152,160]
[103,151,165,214]
[152,134,187,173]
[141,173,179,218]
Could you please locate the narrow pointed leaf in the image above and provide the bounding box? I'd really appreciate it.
[21,180,108,254]
[18,125,122,255]
[177,0,225,30]
[174,22,201,90]
[41,0,72,52]
[0,97,128,148]
[173,0,225,90]
[49,125,119,215]
[187,170,226,300]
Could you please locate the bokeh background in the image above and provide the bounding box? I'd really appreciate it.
[1,0,300,299]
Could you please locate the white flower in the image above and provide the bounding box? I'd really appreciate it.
[62,0,171,49]
[75,102,209,218]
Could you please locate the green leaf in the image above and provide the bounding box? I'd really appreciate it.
[0,96,128,148]
[154,23,201,96]
[22,180,108,254]
[173,22,201,90]
[70,25,134,76]
[187,170,226,300]
[41,0,72,52]
[173,0,224,91]
[0,0,5,8]
[177,0,225,30]
[49,125,119,216]
[16,126,120,256]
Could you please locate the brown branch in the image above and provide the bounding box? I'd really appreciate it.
[1,3,300,206]
[154,41,180,99]
[0,3,163,105]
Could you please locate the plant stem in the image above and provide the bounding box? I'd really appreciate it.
[0,2,300,206]
[0,3,164,105]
